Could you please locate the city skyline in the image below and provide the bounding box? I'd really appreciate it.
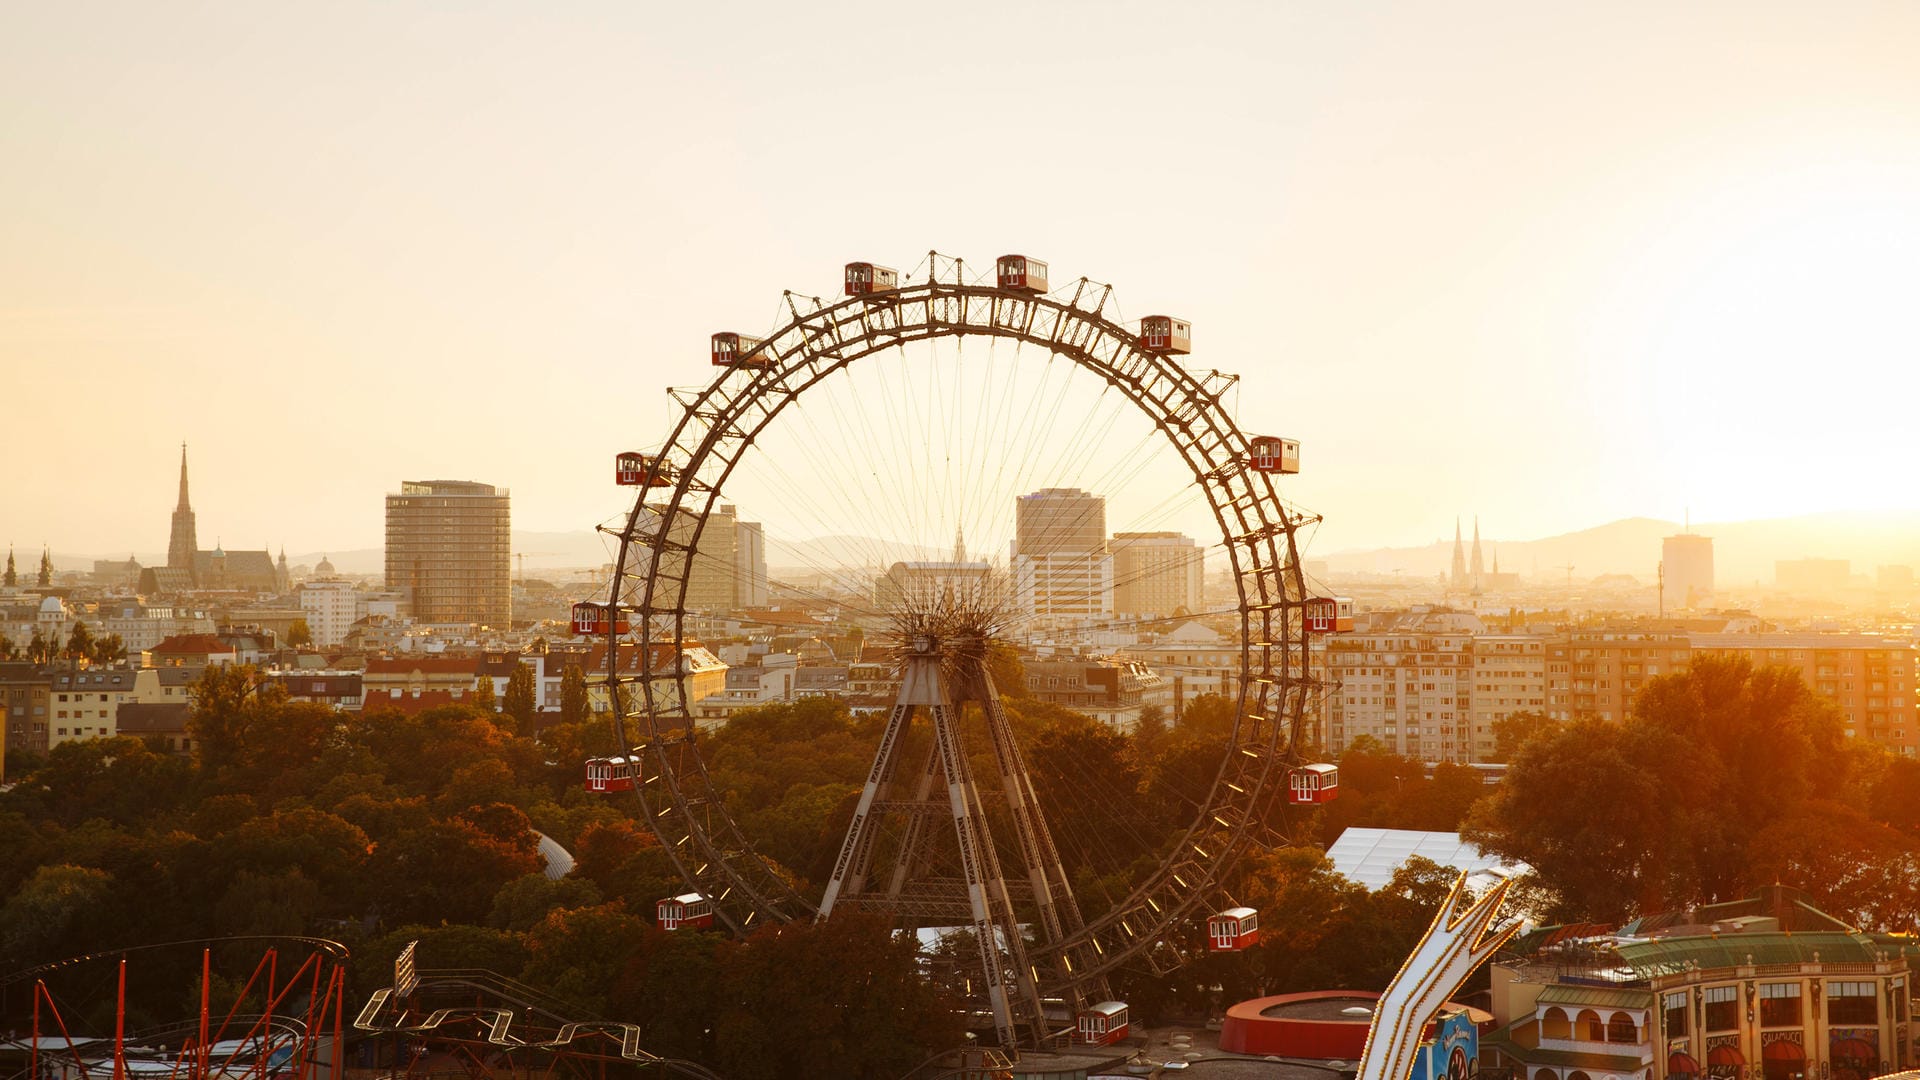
[6,3,1920,558]
[18,446,1917,587]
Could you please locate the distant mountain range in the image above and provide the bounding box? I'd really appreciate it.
[40,511,1920,586]
[1318,511,1920,585]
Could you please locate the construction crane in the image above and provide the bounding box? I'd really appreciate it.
[515,552,558,584]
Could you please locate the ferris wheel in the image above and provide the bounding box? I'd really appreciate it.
[580,252,1334,1047]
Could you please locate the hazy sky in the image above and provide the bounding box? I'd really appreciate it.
[5,1,1918,562]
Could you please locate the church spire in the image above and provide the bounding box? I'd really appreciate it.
[3,546,14,588]
[954,524,966,563]
[168,442,200,581]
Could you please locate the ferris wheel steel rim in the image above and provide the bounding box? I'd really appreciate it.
[602,260,1319,992]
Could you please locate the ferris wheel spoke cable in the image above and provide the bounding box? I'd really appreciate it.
[772,372,905,577]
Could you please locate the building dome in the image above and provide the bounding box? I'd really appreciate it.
[315,555,336,577]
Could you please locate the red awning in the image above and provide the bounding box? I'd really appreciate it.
[1762,1042,1805,1062]
[1832,1038,1878,1061]
[1707,1046,1747,1066]
[1668,1052,1702,1075]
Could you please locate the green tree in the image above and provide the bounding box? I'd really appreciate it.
[286,619,312,647]
[0,633,15,661]
[521,901,651,1016]
[214,807,372,916]
[1489,710,1557,763]
[1466,657,1847,920]
[26,629,57,665]
[63,621,94,663]
[559,664,588,726]
[488,873,603,932]
[365,816,540,926]
[89,633,126,666]
[472,674,497,713]
[0,864,117,967]
[1177,692,1235,736]
[1464,718,1696,920]
[503,663,538,735]
[985,640,1030,697]
[186,665,288,781]
[710,913,965,1080]
[1747,800,1917,930]
[1133,702,1168,750]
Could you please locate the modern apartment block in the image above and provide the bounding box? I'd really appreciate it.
[1566,629,1691,722]
[1325,610,1478,761]
[1468,634,1550,760]
[1318,610,1919,761]
[1111,531,1204,622]
[1690,633,1915,754]
[384,480,512,628]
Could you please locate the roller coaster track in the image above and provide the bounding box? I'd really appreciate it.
[351,969,724,1080]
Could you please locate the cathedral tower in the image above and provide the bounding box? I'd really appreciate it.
[168,443,199,583]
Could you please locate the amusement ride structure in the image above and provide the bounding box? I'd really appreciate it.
[580,252,1347,1050]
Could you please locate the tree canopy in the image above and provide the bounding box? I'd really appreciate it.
[1465,655,1894,923]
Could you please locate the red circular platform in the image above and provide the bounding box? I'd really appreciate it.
[1220,990,1489,1059]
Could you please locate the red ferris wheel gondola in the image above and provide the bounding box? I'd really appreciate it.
[1304,597,1354,634]
[1139,315,1191,355]
[711,332,774,369]
[844,262,900,296]
[1249,436,1300,475]
[1289,763,1339,804]
[996,254,1049,294]
[584,756,635,793]
[1075,1001,1130,1046]
[1207,907,1260,951]
[656,893,715,931]
[614,451,670,487]
[571,601,629,636]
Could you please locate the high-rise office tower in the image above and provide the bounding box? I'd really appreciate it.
[385,480,512,627]
[1013,487,1112,628]
[1662,533,1714,611]
[735,518,769,608]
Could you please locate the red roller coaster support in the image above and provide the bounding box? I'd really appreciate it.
[33,979,92,1080]
[199,949,212,1080]
[116,959,127,1080]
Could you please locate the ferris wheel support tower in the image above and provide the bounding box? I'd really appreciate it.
[818,614,1102,1048]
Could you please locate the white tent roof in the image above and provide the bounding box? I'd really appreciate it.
[1325,827,1526,891]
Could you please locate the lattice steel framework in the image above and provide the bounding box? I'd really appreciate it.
[598,253,1320,1004]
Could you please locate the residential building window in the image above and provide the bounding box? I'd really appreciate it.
[1759,983,1801,1027]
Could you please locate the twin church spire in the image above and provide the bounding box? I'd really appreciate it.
[1450,516,1488,594]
